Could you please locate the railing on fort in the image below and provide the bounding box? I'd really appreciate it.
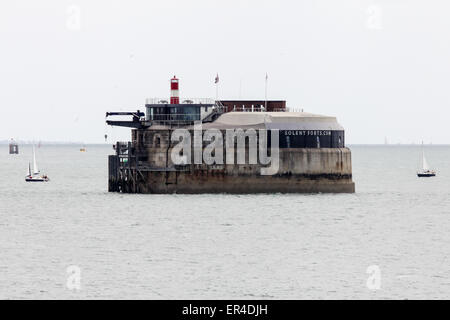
[148,113,201,124]
[230,106,288,112]
[146,98,216,105]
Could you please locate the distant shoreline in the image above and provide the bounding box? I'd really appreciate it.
[1,142,449,147]
[0,141,109,145]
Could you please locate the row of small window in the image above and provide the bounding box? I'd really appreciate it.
[283,136,343,148]
[148,107,201,121]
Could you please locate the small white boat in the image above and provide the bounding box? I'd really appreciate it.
[417,143,436,178]
[25,146,49,182]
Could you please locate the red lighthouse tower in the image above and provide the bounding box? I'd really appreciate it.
[170,76,179,104]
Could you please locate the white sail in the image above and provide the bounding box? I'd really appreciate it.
[28,162,31,176]
[33,146,39,174]
[422,151,430,171]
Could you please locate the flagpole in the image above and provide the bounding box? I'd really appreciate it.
[264,73,268,111]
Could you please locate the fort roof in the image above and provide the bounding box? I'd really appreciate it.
[143,111,344,131]
[203,112,344,131]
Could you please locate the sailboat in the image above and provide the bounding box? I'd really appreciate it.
[417,142,436,177]
[25,146,49,182]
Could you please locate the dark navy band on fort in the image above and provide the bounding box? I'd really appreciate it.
[106,76,355,194]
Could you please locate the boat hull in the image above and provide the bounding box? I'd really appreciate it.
[25,176,49,182]
[417,173,436,177]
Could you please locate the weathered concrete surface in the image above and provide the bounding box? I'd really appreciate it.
[120,128,355,194]
[138,171,355,194]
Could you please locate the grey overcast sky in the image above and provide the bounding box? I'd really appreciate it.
[1,0,449,144]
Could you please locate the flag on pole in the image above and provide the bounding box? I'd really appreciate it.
[215,73,219,101]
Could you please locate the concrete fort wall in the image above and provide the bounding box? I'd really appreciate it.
[126,128,355,194]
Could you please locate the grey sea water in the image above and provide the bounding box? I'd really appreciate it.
[0,144,449,299]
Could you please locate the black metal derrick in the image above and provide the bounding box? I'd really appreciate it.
[105,110,147,129]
